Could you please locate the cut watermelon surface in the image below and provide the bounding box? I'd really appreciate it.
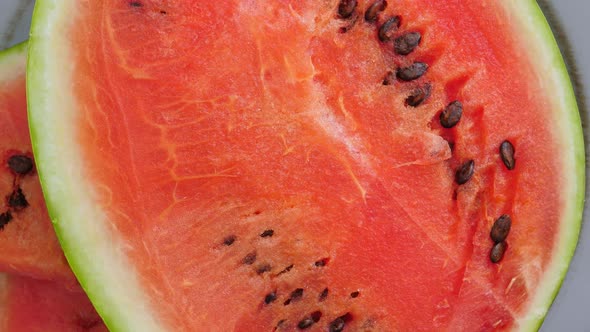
[0,41,73,282]
[27,1,584,331]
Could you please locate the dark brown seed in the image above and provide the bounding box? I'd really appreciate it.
[499,140,516,170]
[319,288,329,301]
[276,264,294,276]
[405,83,432,107]
[329,318,346,332]
[394,32,422,55]
[297,318,315,330]
[8,187,28,210]
[439,101,463,128]
[311,311,322,322]
[382,71,396,85]
[337,0,357,19]
[7,155,33,175]
[364,0,387,23]
[223,235,236,246]
[490,241,507,263]
[350,291,360,298]
[490,215,512,243]
[396,62,428,81]
[455,160,475,185]
[242,251,257,265]
[260,229,274,238]
[290,288,304,300]
[256,263,272,275]
[265,292,277,304]
[129,1,142,7]
[0,211,13,230]
[314,258,329,267]
[378,16,401,42]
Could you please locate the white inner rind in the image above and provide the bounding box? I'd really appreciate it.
[26,1,167,331]
[26,0,585,331]
[501,1,585,331]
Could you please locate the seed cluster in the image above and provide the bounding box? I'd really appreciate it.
[1,154,34,229]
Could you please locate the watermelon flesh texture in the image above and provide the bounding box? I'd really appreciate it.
[0,42,74,282]
[0,273,107,332]
[27,0,583,331]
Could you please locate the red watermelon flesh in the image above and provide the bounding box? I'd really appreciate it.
[0,42,74,282]
[0,273,106,332]
[27,0,584,331]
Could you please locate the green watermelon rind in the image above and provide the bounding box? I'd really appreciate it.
[25,0,585,331]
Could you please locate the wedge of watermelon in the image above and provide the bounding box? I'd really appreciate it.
[27,1,584,331]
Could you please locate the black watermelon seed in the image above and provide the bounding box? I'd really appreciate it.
[394,32,422,55]
[7,155,33,175]
[223,235,236,246]
[311,311,323,322]
[364,0,387,23]
[8,187,28,210]
[242,251,257,265]
[319,288,329,301]
[297,318,315,330]
[455,160,475,185]
[499,140,516,170]
[265,292,277,304]
[0,211,13,230]
[277,264,294,276]
[490,241,507,263]
[314,258,330,267]
[378,16,401,42]
[439,101,463,128]
[405,83,432,107]
[490,215,512,243]
[350,291,360,298]
[396,62,428,81]
[291,288,304,300]
[382,71,396,85]
[337,0,357,19]
[260,229,274,238]
[256,263,272,275]
[129,1,142,7]
[329,318,346,332]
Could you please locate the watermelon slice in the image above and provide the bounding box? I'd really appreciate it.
[27,1,584,331]
[0,41,73,282]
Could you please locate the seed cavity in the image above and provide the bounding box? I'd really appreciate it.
[314,257,330,267]
[455,160,475,185]
[329,313,353,332]
[490,241,507,263]
[439,101,463,128]
[297,311,323,330]
[265,291,277,304]
[256,263,272,275]
[394,32,421,55]
[378,16,401,42]
[8,187,28,210]
[260,229,274,238]
[396,62,428,81]
[382,71,396,85]
[284,288,304,305]
[350,291,360,298]
[7,155,33,175]
[500,140,516,170]
[405,83,432,107]
[490,215,511,243]
[319,288,329,301]
[223,235,236,246]
[337,0,358,19]
[0,211,13,230]
[364,0,387,23]
[242,251,257,265]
